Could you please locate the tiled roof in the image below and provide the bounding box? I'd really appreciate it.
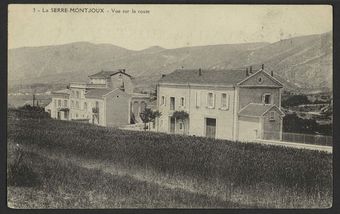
[52,89,70,95]
[88,69,131,79]
[85,88,117,99]
[159,69,248,86]
[238,103,282,117]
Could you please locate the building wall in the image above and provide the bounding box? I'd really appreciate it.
[109,74,134,94]
[238,116,260,142]
[262,109,283,140]
[50,94,69,120]
[85,98,105,126]
[105,91,131,127]
[157,84,235,139]
[238,87,280,110]
[90,78,107,85]
[68,87,88,120]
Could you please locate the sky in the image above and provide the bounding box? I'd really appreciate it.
[8,4,332,50]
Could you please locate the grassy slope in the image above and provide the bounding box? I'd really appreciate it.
[7,109,332,208]
[8,146,242,208]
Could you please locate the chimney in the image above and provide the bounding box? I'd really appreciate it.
[246,68,249,77]
[161,74,166,78]
[122,69,126,73]
[198,68,202,76]
[262,64,264,70]
[271,70,274,77]
[250,66,253,74]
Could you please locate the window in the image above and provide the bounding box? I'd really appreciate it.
[152,121,156,129]
[221,93,229,109]
[263,94,272,104]
[161,96,165,105]
[71,100,74,108]
[269,111,275,121]
[76,101,79,109]
[179,122,183,130]
[84,102,87,111]
[207,92,214,108]
[76,91,80,99]
[54,100,57,107]
[170,97,175,110]
[195,91,200,107]
[58,100,61,107]
[180,97,185,107]
[160,120,163,127]
[64,100,68,107]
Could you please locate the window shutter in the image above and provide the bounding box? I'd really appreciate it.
[213,93,216,108]
[196,91,200,107]
[227,94,230,109]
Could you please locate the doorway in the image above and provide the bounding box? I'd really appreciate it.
[206,118,216,138]
[170,117,175,133]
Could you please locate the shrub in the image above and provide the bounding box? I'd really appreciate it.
[7,147,41,187]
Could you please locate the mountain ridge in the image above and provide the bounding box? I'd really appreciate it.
[8,32,332,92]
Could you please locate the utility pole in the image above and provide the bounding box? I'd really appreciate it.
[33,94,35,107]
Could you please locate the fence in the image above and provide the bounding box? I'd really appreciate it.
[262,131,332,146]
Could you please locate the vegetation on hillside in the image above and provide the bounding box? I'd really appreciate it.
[7,109,332,208]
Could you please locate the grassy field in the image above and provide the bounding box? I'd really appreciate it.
[7,109,333,208]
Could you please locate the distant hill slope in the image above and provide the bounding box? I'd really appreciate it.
[8,32,332,92]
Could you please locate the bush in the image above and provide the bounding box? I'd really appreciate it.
[7,148,41,187]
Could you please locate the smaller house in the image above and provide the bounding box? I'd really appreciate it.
[45,69,150,127]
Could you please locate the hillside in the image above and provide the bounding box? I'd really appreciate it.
[8,32,332,92]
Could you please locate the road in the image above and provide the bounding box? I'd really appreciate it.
[255,139,332,153]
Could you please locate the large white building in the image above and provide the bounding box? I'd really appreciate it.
[156,66,285,141]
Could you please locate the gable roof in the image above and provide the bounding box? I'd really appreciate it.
[159,69,247,86]
[85,88,117,99]
[237,68,283,87]
[88,69,132,79]
[238,103,285,117]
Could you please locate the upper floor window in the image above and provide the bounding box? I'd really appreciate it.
[58,100,61,107]
[64,100,68,107]
[84,102,87,111]
[180,97,185,107]
[76,91,80,99]
[76,101,79,109]
[170,97,175,110]
[54,100,57,107]
[161,96,165,106]
[221,93,229,109]
[71,100,74,108]
[207,92,214,108]
[263,93,272,104]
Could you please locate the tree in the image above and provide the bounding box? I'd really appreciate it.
[140,108,162,131]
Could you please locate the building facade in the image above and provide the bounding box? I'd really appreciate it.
[156,66,285,141]
[45,69,150,127]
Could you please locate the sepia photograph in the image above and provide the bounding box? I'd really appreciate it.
[7,4,333,209]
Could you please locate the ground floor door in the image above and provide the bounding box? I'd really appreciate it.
[170,117,175,133]
[206,118,216,138]
[57,111,61,120]
[64,111,69,120]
